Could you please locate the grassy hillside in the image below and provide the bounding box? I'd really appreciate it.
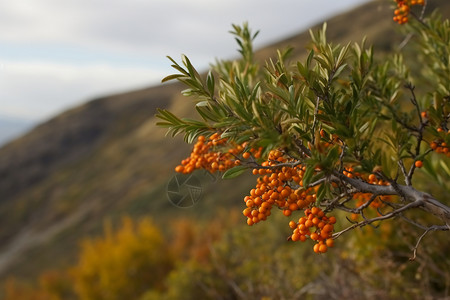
[0,0,449,287]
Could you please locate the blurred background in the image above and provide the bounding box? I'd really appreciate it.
[1,0,449,299]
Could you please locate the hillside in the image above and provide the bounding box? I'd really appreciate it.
[0,0,449,285]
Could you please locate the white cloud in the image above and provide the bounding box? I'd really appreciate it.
[0,60,163,121]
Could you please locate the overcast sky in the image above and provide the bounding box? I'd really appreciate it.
[0,0,372,124]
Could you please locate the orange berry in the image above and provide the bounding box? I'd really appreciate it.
[288,203,299,211]
[261,201,271,209]
[270,192,279,200]
[258,213,266,221]
[242,152,251,159]
[305,195,314,203]
[243,207,252,217]
[289,220,297,229]
[326,238,334,248]
[320,231,330,239]
[175,165,184,173]
[421,111,427,119]
[415,160,423,168]
[320,129,326,138]
[317,210,325,218]
[328,216,337,224]
[313,243,320,253]
[280,188,290,198]
[322,224,333,233]
[311,207,320,215]
[283,209,292,217]
[312,217,320,225]
[296,200,306,208]
[185,165,194,173]
[319,244,328,253]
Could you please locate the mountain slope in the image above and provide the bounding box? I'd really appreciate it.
[1,0,449,283]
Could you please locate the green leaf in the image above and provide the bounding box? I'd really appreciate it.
[333,63,347,79]
[222,165,247,179]
[302,166,315,187]
[439,160,450,177]
[315,183,327,205]
[161,74,185,83]
[206,70,215,96]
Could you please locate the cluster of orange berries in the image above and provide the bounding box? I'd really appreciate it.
[175,133,247,174]
[393,0,424,24]
[431,140,450,157]
[289,207,336,253]
[242,149,318,226]
[421,110,450,157]
[343,168,393,220]
[241,149,337,253]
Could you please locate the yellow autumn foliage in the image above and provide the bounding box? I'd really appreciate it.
[71,217,172,300]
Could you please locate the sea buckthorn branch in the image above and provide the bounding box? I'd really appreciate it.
[331,171,450,226]
[397,0,428,49]
[159,9,449,255]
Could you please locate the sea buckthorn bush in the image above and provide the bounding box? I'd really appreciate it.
[158,1,449,257]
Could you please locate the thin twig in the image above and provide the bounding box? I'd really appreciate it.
[398,159,411,185]
[410,225,448,261]
[333,200,424,239]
